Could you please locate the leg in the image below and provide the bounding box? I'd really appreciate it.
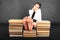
[33,22,36,28]
[27,18,33,31]
[33,22,36,30]
[23,17,28,30]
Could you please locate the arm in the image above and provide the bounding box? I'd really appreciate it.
[29,9,34,18]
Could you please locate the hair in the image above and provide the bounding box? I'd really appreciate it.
[34,2,41,8]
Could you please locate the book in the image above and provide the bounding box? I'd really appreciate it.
[9,24,23,26]
[36,20,50,24]
[9,32,22,35]
[9,19,23,23]
[37,28,50,31]
[37,24,50,27]
[37,30,50,37]
[23,30,36,37]
[10,35,23,37]
[9,30,22,32]
[23,30,36,33]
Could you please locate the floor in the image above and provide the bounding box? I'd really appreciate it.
[0,23,60,40]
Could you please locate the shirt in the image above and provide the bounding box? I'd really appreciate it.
[29,9,42,22]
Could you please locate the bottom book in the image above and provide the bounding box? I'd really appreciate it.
[23,30,36,37]
[10,35,23,37]
[37,34,49,37]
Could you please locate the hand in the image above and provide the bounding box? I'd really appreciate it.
[32,6,39,11]
[32,7,35,11]
[28,16,32,20]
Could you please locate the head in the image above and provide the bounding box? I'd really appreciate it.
[33,2,41,10]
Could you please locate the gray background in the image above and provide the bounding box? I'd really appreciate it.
[0,0,60,23]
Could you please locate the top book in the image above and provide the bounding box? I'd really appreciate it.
[8,19,23,23]
[36,20,50,24]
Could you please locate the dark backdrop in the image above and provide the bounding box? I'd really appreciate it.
[0,0,60,40]
[0,0,60,23]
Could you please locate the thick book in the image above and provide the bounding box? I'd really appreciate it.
[9,26,22,30]
[10,35,23,37]
[9,19,23,23]
[37,28,50,31]
[37,34,49,37]
[23,30,36,34]
[9,32,22,35]
[37,26,50,28]
[23,35,36,37]
[36,20,50,24]
[23,33,36,36]
[9,24,23,26]
[9,26,22,28]
[23,30,36,37]
[9,30,22,32]
[37,24,50,27]
[37,30,50,37]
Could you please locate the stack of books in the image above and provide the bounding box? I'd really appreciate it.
[36,20,50,37]
[9,19,23,37]
[23,30,36,37]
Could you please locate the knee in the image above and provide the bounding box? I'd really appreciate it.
[27,19,33,22]
[30,19,33,23]
[23,19,27,23]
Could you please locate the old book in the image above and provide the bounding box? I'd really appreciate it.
[37,31,49,34]
[9,23,23,26]
[23,30,36,33]
[9,19,23,23]
[37,26,50,28]
[23,33,36,36]
[9,28,22,30]
[9,32,22,35]
[37,24,50,27]
[37,30,50,37]
[9,30,22,32]
[10,35,23,37]
[37,28,50,31]
[9,26,23,28]
[9,24,23,27]
[23,30,36,37]
[23,35,36,37]
[24,35,36,37]
[37,34,49,37]
[9,26,22,28]
[36,20,50,24]
[37,30,49,32]
[23,34,36,37]
[9,29,22,30]
[37,23,50,25]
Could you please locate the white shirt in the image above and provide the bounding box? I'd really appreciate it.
[29,9,42,21]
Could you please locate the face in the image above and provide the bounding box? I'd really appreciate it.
[33,4,40,10]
